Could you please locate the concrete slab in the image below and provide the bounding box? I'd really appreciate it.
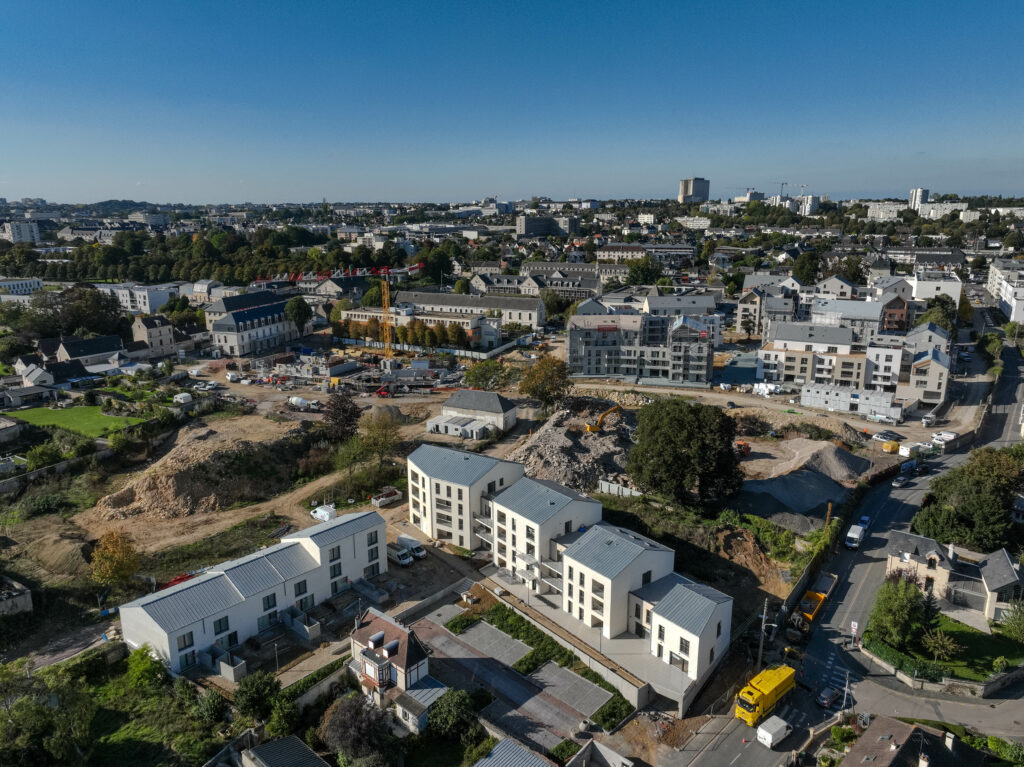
[528,660,611,718]
[481,699,563,752]
[426,603,465,627]
[938,598,991,634]
[460,621,530,666]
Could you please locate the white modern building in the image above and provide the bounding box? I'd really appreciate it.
[93,282,179,314]
[407,445,524,550]
[909,188,929,211]
[1,221,40,244]
[120,511,386,675]
[987,258,1024,323]
[427,389,518,438]
[0,277,43,295]
[910,270,963,304]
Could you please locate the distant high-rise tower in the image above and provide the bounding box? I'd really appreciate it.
[678,177,710,204]
[909,187,929,210]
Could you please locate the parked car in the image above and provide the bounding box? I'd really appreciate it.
[892,475,910,488]
[858,515,871,530]
[872,430,902,442]
[816,687,840,708]
[915,464,932,475]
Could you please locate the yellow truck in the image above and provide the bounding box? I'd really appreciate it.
[735,665,796,726]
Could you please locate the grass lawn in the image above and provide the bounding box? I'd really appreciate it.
[14,406,143,438]
[139,513,287,583]
[909,614,1024,681]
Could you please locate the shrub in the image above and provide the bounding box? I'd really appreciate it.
[549,740,581,765]
[280,656,350,702]
[265,698,299,738]
[195,689,228,724]
[234,670,281,720]
[445,613,481,635]
[461,736,498,767]
[592,694,634,731]
[126,645,167,690]
[993,656,1009,674]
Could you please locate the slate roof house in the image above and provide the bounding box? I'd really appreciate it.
[426,389,518,438]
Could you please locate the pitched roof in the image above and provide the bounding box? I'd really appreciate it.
[979,548,1021,592]
[210,299,289,331]
[840,716,986,767]
[471,739,554,767]
[444,389,517,415]
[137,315,172,329]
[59,335,123,359]
[284,509,384,549]
[38,335,78,357]
[394,675,448,716]
[885,531,949,569]
[493,477,593,525]
[206,290,281,314]
[769,322,854,346]
[131,572,245,633]
[246,736,331,767]
[651,578,731,634]
[352,607,428,671]
[395,290,542,312]
[564,523,672,579]
[407,444,515,486]
[45,359,89,383]
[812,299,884,321]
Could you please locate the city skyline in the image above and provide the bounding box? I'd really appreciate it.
[2,1,1023,203]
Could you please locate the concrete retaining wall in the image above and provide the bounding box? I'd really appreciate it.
[291,666,352,710]
[860,645,1024,698]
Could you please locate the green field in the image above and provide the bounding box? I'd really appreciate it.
[14,406,143,437]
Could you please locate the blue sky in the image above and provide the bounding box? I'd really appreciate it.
[2,0,1022,203]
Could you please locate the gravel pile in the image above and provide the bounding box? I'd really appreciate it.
[734,469,847,534]
[803,443,871,484]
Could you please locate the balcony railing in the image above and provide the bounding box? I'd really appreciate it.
[473,527,493,544]
[518,550,539,566]
[540,558,563,575]
[473,513,493,529]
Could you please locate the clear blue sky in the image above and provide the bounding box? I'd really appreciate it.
[2,0,1022,204]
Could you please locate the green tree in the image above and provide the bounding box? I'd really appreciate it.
[1001,600,1024,643]
[284,296,313,337]
[126,646,166,690]
[360,411,398,468]
[323,392,361,442]
[318,694,393,761]
[957,291,974,323]
[868,574,925,651]
[233,670,281,721]
[792,251,821,284]
[916,294,958,334]
[625,255,662,286]
[265,698,299,738]
[464,359,516,391]
[108,430,130,455]
[330,298,354,323]
[454,278,470,294]
[25,441,62,471]
[360,283,382,308]
[518,356,572,407]
[194,689,228,724]
[921,629,962,662]
[90,530,140,586]
[627,399,741,502]
[428,689,476,738]
[540,289,568,318]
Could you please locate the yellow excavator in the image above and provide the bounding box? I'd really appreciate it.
[586,404,621,433]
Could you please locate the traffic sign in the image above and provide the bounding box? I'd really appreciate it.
[851,621,859,636]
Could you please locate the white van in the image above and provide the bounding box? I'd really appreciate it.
[396,535,427,559]
[387,543,413,566]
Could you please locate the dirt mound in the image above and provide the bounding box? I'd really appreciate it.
[715,528,787,596]
[841,422,871,447]
[734,469,847,534]
[505,396,636,491]
[367,404,407,423]
[25,532,90,576]
[93,416,311,521]
[802,442,871,484]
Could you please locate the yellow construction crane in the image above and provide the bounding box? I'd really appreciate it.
[380,275,393,359]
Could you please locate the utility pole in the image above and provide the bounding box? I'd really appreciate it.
[842,669,850,713]
[756,596,769,671]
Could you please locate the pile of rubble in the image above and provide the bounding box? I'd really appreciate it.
[505,397,637,491]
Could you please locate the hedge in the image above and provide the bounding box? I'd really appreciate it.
[484,605,635,730]
[863,632,945,682]
[445,613,481,635]
[549,739,581,765]
[280,655,351,702]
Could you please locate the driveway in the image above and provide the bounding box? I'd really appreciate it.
[459,621,530,667]
[528,660,611,718]
[413,618,585,752]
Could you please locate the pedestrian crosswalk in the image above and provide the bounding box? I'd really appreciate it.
[819,647,860,699]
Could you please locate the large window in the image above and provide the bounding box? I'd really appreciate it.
[263,593,276,612]
[368,546,379,562]
[258,611,278,631]
[213,616,229,635]
[176,632,194,651]
[329,546,340,562]
[364,563,380,578]
[679,638,690,656]
[367,531,378,546]
[330,563,342,579]
[294,580,307,597]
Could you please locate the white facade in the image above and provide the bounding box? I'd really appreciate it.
[909,188,929,211]
[987,259,1024,323]
[0,277,43,295]
[637,213,656,225]
[910,270,962,303]
[1,221,40,244]
[120,511,387,673]
[407,445,524,550]
[93,282,179,314]
[867,202,904,221]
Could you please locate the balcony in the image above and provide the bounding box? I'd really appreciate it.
[540,570,563,592]
[436,514,453,529]
[518,550,539,566]
[540,558,563,576]
[473,527,493,545]
[590,597,604,613]
[473,512,493,529]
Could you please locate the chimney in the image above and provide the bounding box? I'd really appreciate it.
[947,542,956,561]
[919,754,930,767]
[944,731,956,753]
[354,613,362,630]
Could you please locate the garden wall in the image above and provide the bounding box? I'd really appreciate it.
[859,644,1024,698]
[0,447,114,495]
[291,666,351,710]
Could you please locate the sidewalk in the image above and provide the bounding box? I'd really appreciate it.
[276,639,350,688]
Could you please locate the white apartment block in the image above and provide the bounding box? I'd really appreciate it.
[93,282,179,314]
[121,511,387,675]
[1,221,41,244]
[909,188,929,210]
[637,213,657,225]
[867,202,904,221]
[987,259,1024,323]
[674,216,711,229]
[128,211,170,227]
[0,277,43,295]
[911,270,963,303]
[917,201,968,219]
[407,445,524,550]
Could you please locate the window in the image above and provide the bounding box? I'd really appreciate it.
[927,558,937,570]
[645,609,651,625]
[258,611,277,631]
[368,546,379,562]
[679,638,690,655]
[331,579,344,596]
[446,485,451,498]
[717,621,721,637]
[263,593,276,611]
[634,604,641,619]
[568,584,573,598]
[457,488,463,500]
[330,562,342,579]
[329,546,340,562]
[578,607,583,620]
[297,594,314,611]
[364,563,380,578]
[568,566,574,580]
[213,616,229,635]
[294,580,307,597]
[526,526,535,541]
[565,520,573,535]
[642,570,652,586]
[176,632,194,651]
[656,645,663,658]
[709,647,715,663]
[511,518,516,532]
[435,482,440,495]
[410,470,420,484]
[367,531,378,546]
[179,650,197,669]
[579,572,585,587]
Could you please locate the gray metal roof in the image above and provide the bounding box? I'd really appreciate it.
[247,735,331,767]
[133,572,244,633]
[812,299,883,321]
[492,477,594,525]
[395,290,542,312]
[770,322,855,346]
[285,509,384,548]
[407,444,516,486]
[219,554,286,597]
[980,549,1021,592]
[472,739,553,767]
[631,571,695,603]
[444,389,518,415]
[563,523,671,579]
[263,544,318,581]
[396,675,448,716]
[651,579,731,634]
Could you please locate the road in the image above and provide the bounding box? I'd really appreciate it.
[680,338,1023,765]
